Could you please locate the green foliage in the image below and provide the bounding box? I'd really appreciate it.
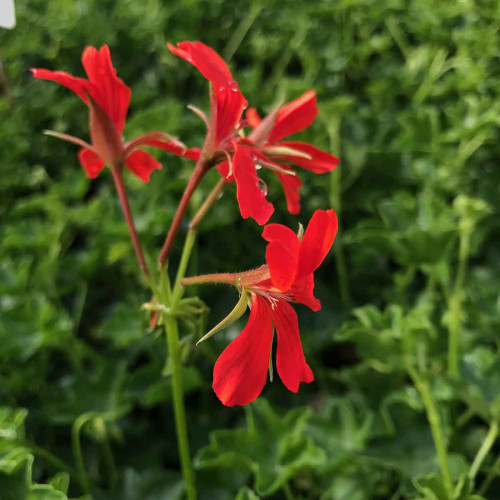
[1,0,500,498]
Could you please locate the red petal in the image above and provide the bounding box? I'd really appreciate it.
[143,140,201,161]
[233,145,274,225]
[216,86,246,145]
[275,141,339,173]
[275,168,302,215]
[272,300,314,392]
[268,90,318,143]
[217,160,234,182]
[291,274,321,311]
[213,295,273,406]
[168,41,233,87]
[124,150,162,182]
[262,224,300,291]
[81,45,131,134]
[30,68,90,103]
[297,209,338,277]
[78,148,105,178]
[246,108,261,129]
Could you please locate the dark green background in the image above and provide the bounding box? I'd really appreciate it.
[1,0,499,498]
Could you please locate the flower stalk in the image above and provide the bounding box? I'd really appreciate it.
[158,157,210,267]
[110,163,150,277]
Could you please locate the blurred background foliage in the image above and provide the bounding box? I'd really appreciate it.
[1,0,500,498]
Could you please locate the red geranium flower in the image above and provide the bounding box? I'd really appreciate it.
[31,45,195,182]
[182,209,338,406]
[218,91,340,223]
[167,41,247,159]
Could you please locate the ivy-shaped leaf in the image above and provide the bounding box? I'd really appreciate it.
[195,399,326,496]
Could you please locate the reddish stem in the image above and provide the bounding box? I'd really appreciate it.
[158,158,209,266]
[110,163,150,277]
[180,272,239,287]
[181,266,270,287]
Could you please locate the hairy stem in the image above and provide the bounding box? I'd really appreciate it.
[110,163,150,277]
[164,316,196,500]
[181,272,240,287]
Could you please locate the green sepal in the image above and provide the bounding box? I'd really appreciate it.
[197,289,249,345]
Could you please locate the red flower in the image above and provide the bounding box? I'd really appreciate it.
[32,45,193,182]
[219,91,340,223]
[167,41,247,158]
[183,209,338,406]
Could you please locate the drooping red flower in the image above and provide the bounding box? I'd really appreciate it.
[32,45,194,182]
[218,91,340,223]
[182,209,338,406]
[167,41,247,158]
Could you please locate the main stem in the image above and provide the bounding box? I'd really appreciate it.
[165,316,197,500]
[158,158,209,267]
[111,163,150,277]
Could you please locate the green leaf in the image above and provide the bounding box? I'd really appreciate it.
[197,289,249,345]
[196,399,326,495]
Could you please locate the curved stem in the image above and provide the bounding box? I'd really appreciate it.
[469,420,499,482]
[479,453,500,496]
[164,316,197,500]
[30,445,83,488]
[110,163,150,277]
[158,158,209,267]
[71,412,99,495]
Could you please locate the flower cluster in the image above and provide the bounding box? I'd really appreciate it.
[33,42,340,406]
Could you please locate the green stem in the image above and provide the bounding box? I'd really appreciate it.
[30,445,83,488]
[327,116,350,304]
[282,480,294,500]
[447,227,471,377]
[469,421,499,482]
[479,453,500,496]
[401,309,453,496]
[413,375,454,496]
[101,428,118,487]
[172,229,197,305]
[71,412,99,495]
[164,316,197,500]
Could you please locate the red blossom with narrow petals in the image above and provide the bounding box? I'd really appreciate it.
[32,45,186,182]
[182,209,338,406]
[222,91,340,224]
[168,41,247,156]
[167,42,339,226]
